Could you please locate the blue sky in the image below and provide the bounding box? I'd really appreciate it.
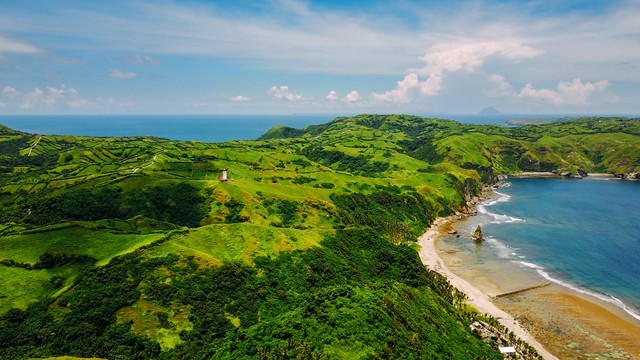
[0,0,638,115]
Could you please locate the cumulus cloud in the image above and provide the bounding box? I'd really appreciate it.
[518,78,610,105]
[2,85,19,96]
[326,90,338,101]
[484,73,514,97]
[109,68,138,78]
[1,84,99,110]
[489,74,512,91]
[371,73,420,103]
[344,90,361,103]
[268,85,303,101]
[373,40,542,103]
[230,95,250,102]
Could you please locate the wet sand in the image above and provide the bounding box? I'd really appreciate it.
[423,216,640,359]
[418,217,558,359]
[495,286,640,359]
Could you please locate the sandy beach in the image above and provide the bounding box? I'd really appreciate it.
[418,214,640,359]
[418,217,559,360]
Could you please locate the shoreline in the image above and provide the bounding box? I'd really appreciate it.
[417,215,559,360]
[418,190,640,359]
[508,171,639,180]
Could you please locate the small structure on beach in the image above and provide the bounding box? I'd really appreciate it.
[499,346,516,358]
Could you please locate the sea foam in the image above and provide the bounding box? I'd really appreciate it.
[519,261,640,321]
[477,191,524,224]
[480,186,640,322]
[484,236,515,259]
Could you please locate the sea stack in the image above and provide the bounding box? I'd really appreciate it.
[472,225,484,242]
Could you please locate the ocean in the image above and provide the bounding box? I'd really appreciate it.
[0,115,337,143]
[0,114,565,142]
[447,177,640,321]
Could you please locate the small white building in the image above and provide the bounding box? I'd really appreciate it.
[499,346,516,358]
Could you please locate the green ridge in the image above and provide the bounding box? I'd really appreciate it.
[0,115,638,359]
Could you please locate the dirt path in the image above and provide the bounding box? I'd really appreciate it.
[28,136,42,156]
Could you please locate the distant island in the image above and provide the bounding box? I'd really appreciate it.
[478,106,501,115]
[505,116,579,126]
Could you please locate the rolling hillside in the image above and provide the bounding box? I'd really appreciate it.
[0,115,638,359]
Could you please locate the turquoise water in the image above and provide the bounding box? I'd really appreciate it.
[477,178,640,320]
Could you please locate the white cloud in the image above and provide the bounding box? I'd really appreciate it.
[2,1,639,113]
[5,2,418,75]
[1,84,99,110]
[484,73,514,97]
[20,87,48,109]
[518,78,611,105]
[416,41,542,94]
[97,97,115,105]
[0,34,42,54]
[2,85,19,96]
[230,95,250,102]
[372,73,420,103]
[326,90,338,101]
[373,40,542,103]
[110,54,159,65]
[109,68,138,78]
[489,74,512,91]
[268,85,303,101]
[130,54,159,65]
[68,98,89,108]
[344,90,360,103]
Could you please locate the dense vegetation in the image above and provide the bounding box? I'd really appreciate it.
[0,115,638,359]
[16,183,208,227]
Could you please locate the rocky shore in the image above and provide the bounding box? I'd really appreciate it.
[507,170,640,180]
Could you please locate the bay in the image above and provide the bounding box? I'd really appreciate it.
[454,177,640,320]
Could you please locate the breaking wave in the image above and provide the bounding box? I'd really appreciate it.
[477,191,524,224]
[519,261,640,321]
[484,236,515,259]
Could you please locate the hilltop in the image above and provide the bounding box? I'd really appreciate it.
[0,115,638,359]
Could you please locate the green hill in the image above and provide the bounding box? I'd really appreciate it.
[0,115,638,359]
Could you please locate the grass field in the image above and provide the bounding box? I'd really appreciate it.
[0,225,166,265]
[0,263,86,313]
[149,223,327,266]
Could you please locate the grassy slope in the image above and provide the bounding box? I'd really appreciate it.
[0,115,638,359]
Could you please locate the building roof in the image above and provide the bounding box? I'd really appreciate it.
[499,346,516,354]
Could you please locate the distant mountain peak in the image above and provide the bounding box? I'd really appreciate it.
[478,106,501,115]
